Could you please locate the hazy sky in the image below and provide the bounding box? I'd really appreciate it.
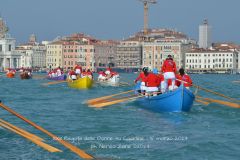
[0,0,239,44]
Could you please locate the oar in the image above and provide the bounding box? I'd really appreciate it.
[90,95,143,108]
[0,122,62,153]
[176,79,240,103]
[33,75,47,79]
[0,102,94,159]
[86,90,134,104]
[0,118,44,141]
[196,96,240,109]
[42,80,67,86]
[119,82,132,86]
[195,99,210,105]
[89,94,137,106]
[232,81,240,83]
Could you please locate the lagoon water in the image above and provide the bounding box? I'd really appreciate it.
[0,73,239,160]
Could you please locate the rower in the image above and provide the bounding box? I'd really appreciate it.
[161,55,177,91]
[74,64,82,77]
[98,69,107,81]
[176,68,192,89]
[86,69,93,79]
[134,67,148,94]
[69,70,77,80]
[81,69,87,78]
[56,67,62,76]
[153,69,165,93]
[145,69,161,96]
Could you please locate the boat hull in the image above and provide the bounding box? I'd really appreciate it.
[47,74,66,81]
[98,75,120,86]
[20,73,32,79]
[136,85,195,112]
[6,73,15,78]
[67,77,93,89]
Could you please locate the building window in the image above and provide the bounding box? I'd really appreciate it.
[9,45,11,51]
[0,45,2,52]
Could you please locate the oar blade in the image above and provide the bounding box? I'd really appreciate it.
[195,99,210,105]
[89,95,143,108]
[204,98,240,108]
[42,80,67,86]
[86,90,134,104]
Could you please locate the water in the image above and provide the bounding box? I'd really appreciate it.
[0,73,239,160]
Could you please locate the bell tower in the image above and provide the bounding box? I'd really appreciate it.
[0,17,8,39]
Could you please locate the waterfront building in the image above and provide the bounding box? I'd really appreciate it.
[185,48,239,74]
[127,28,188,42]
[79,43,95,71]
[0,17,21,70]
[46,41,64,69]
[115,41,142,72]
[16,35,46,69]
[63,41,81,70]
[62,33,98,71]
[199,19,212,49]
[94,40,118,70]
[15,49,33,68]
[142,37,193,71]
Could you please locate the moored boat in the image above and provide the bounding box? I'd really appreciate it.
[135,85,195,112]
[67,76,93,89]
[6,72,15,78]
[47,74,66,81]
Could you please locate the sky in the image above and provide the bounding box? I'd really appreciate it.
[0,0,239,44]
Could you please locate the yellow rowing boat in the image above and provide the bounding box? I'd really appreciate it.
[67,77,93,89]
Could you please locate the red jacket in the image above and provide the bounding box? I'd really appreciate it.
[106,67,112,72]
[162,59,177,73]
[145,73,161,87]
[157,74,164,82]
[74,65,82,71]
[69,70,76,75]
[86,71,93,76]
[176,74,192,87]
[98,71,106,76]
[111,71,118,76]
[135,72,147,82]
[82,72,87,76]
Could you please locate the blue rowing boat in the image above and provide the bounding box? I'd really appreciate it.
[135,84,195,112]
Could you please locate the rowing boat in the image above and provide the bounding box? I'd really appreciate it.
[97,75,120,86]
[20,72,32,79]
[47,74,66,81]
[135,85,195,112]
[67,77,93,89]
[6,72,15,78]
